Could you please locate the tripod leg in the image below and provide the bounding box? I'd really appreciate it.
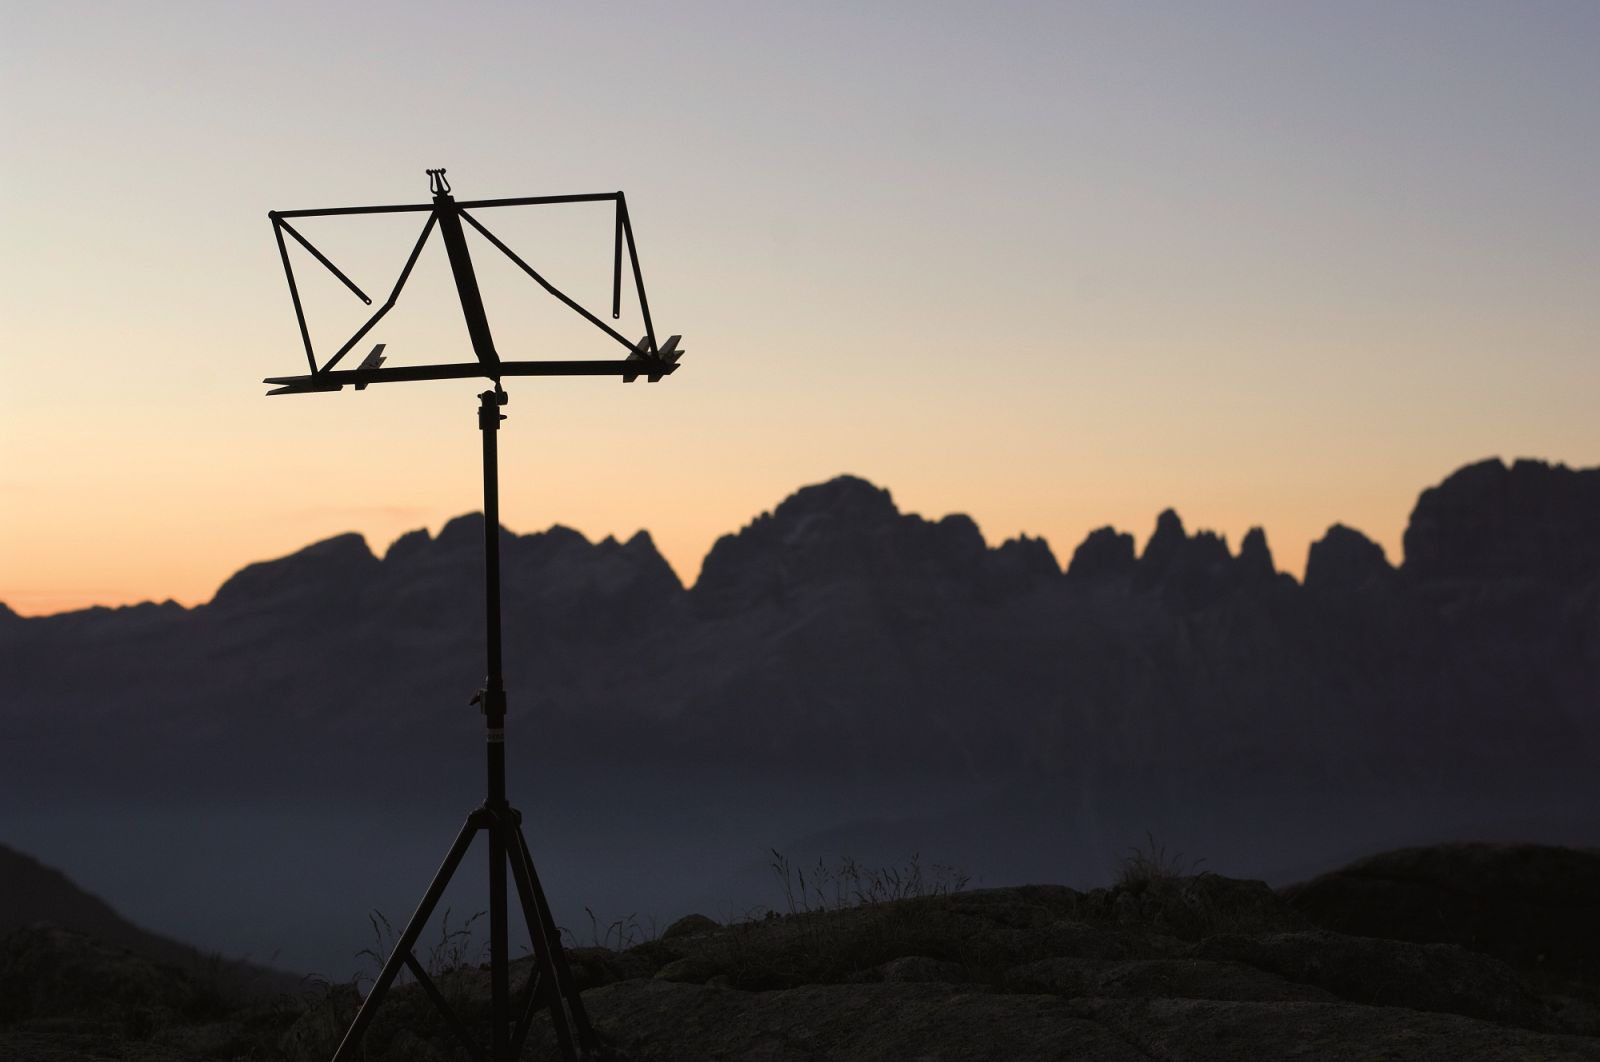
[508,822,602,1058]
[331,815,482,1062]
[511,966,560,1060]
[490,813,511,1061]
[502,822,576,1059]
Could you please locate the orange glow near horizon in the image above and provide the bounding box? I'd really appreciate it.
[0,442,1533,617]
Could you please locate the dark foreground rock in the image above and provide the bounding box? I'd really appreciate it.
[537,984,1600,1062]
[536,981,1150,1062]
[1073,996,1599,1062]
[1283,843,1600,980]
[0,925,310,1061]
[1195,931,1548,1027]
[4,844,1599,1060]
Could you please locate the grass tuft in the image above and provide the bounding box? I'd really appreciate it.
[1116,832,1204,887]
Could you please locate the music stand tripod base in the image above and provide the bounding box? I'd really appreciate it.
[330,391,602,1062]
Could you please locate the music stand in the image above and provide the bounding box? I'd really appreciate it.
[265,168,683,1061]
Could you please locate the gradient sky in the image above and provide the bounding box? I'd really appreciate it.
[2,1,1597,615]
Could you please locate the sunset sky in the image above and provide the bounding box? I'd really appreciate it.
[3,2,1597,615]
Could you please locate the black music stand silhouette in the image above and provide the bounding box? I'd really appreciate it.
[266,169,683,1062]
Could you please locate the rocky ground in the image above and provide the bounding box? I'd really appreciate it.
[3,843,1597,1060]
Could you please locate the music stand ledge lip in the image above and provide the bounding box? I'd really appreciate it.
[263,357,682,394]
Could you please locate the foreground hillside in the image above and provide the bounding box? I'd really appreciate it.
[3,843,1597,1060]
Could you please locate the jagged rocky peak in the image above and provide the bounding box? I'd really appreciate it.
[1304,524,1393,592]
[379,517,511,575]
[696,476,902,587]
[362,518,684,632]
[1188,529,1233,568]
[772,474,900,527]
[504,523,598,567]
[694,475,1011,612]
[384,527,433,565]
[1139,509,1189,574]
[208,532,379,613]
[1404,458,1600,583]
[1237,526,1276,583]
[385,516,592,569]
[1065,527,1137,582]
[591,529,667,558]
[981,533,1061,597]
[432,511,517,553]
[622,528,662,555]
[991,533,1060,578]
[519,525,684,603]
[610,530,685,592]
[928,512,990,570]
[407,518,679,593]
[1133,509,1242,608]
[695,477,880,602]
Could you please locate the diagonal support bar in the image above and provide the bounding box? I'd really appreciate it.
[436,198,501,374]
[330,814,480,1062]
[505,814,600,1057]
[510,967,546,1060]
[278,219,372,305]
[617,194,657,355]
[504,839,576,1058]
[612,201,624,321]
[320,211,438,373]
[272,218,317,374]
[459,208,638,353]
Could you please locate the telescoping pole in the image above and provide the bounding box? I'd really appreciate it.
[477,386,511,1059]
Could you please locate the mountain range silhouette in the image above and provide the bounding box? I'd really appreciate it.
[2,456,1597,814]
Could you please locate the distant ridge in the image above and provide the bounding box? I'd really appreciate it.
[15,456,1597,624]
[0,457,1596,793]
